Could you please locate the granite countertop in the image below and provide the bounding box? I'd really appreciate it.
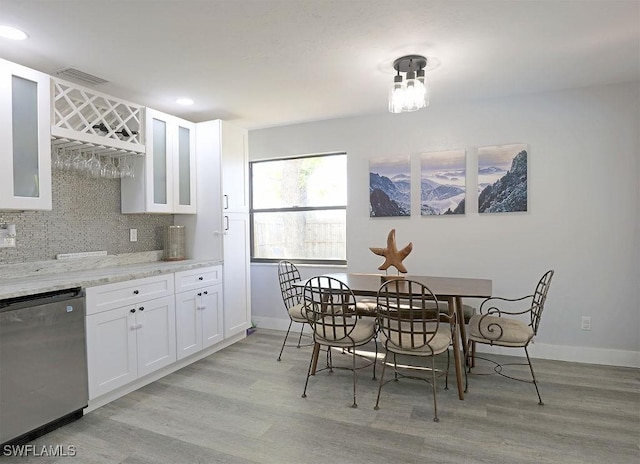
[0,251,222,300]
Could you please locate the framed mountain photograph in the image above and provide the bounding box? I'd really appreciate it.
[420,150,466,215]
[369,155,410,217]
[477,144,528,213]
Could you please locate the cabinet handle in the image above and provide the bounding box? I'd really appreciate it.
[139,306,145,311]
[224,216,229,231]
[197,292,202,296]
[137,323,143,330]
[223,194,229,210]
[203,291,208,295]
[133,290,139,295]
[198,276,204,281]
[130,308,136,313]
[130,325,137,330]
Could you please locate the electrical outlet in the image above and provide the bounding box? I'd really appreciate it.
[129,229,138,242]
[581,316,591,331]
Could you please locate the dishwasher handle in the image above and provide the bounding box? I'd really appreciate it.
[0,288,84,312]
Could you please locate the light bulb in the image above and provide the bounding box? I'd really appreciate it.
[388,75,405,113]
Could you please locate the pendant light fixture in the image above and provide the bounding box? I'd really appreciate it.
[389,55,429,113]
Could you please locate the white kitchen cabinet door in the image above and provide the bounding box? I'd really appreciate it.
[201,284,223,349]
[0,58,51,211]
[175,283,223,360]
[223,213,251,337]
[173,118,197,214]
[221,121,249,213]
[135,295,177,378]
[86,306,138,400]
[175,290,202,360]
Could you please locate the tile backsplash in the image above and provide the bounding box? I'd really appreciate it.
[0,170,174,264]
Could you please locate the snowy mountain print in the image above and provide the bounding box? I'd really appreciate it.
[420,150,466,215]
[369,155,410,217]
[477,144,528,213]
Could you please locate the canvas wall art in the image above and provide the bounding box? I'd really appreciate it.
[477,143,528,213]
[420,150,466,215]
[369,155,410,217]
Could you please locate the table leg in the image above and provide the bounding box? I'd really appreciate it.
[456,296,468,359]
[310,342,320,375]
[447,296,465,400]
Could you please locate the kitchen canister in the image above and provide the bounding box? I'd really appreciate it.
[163,225,185,261]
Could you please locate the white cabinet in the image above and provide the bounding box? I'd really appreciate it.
[0,58,51,211]
[223,213,252,337]
[174,120,251,337]
[86,276,177,399]
[121,108,196,214]
[175,266,224,360]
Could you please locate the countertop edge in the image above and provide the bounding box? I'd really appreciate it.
[0,259,223,301]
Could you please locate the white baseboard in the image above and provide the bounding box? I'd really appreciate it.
[253,316,640,368]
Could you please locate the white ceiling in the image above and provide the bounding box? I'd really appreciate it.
[1,0,638,129]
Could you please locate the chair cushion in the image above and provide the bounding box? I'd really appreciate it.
[355,298,378,315]
[376,299,476,322]
[314,317,376,347]
[288,303,309,323]
[429,301,476,323]
[468,314,534,347]
[381,324,451,356]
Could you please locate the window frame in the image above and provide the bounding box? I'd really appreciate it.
[249,152,347,265]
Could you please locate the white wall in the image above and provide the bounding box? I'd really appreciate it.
[248,82,640,367]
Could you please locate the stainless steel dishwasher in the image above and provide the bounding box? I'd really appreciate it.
[0,288,88,445]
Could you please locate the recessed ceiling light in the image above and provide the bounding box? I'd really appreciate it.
[176,98,194,106]
[0,25,29,41]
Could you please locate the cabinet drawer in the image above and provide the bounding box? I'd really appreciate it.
[86,274,174,315]
[174,266,222,293]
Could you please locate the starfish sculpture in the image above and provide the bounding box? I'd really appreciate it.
[369,229,413,274]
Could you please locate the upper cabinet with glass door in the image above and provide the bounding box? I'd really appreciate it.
[121,108,196,214]
[0,59,51,211]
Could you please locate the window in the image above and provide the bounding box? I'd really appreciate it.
[250,153,347,264]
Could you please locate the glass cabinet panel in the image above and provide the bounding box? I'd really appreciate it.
[152,118,167,205]
[177,125,191,206]
[12,75,39,198]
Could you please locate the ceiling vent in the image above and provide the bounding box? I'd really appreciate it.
[56,67,109,86]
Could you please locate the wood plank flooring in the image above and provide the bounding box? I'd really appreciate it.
[3,329,638,464]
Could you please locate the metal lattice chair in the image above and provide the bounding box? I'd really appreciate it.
[374,279,455,422]
[301,276,378,408]
[276,260,312,361]
[465,270,554,405]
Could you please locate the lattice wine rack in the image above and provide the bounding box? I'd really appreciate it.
[51,77,145,156]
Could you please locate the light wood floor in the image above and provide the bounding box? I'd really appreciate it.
[5,329,639,464]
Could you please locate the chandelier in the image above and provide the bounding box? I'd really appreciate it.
[389,55,429,113]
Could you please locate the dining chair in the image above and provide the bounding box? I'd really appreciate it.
[374,279,455,422]
[301,276,378,408]
[465,270,554,404]
[276,260,312,361]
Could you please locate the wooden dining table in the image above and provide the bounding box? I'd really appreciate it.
[296,272,492,400]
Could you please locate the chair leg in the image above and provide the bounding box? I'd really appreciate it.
[301,343,316,398]
[393,353,399,381]
[444,349,450,390]
[372,338,378,380]
[471,340,476,368]
[525,346,544,405]
[351,346,358,408]
[431,355,439,422]
[277,320,294,361]
[374,350,389,410]
[296,324,305,348]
